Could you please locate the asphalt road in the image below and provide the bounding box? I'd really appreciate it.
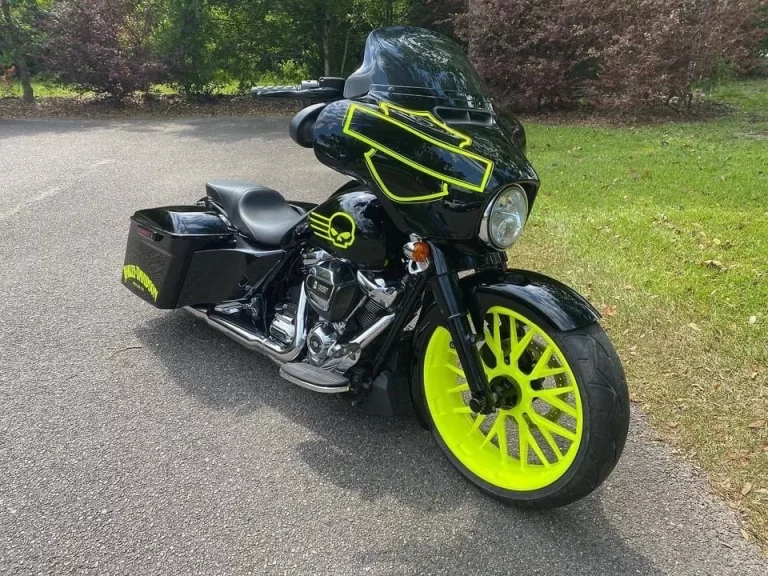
[1,117,766,576]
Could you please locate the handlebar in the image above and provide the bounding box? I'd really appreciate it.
[251,78,345,102]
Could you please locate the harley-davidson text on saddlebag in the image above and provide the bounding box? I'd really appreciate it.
[122,206,239,309]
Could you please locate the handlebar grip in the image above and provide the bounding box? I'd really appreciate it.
[251,85,302,99]
[251,80,343,102]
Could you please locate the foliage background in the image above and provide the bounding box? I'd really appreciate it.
[1,0,766,109]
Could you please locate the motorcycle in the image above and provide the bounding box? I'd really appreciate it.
[121,27,629,508]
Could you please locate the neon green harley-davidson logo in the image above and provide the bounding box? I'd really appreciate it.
[343,101,495,203]
[123,264,159,301]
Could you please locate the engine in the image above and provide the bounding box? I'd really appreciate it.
[305,260,359,322]
[268,252,403,368]
[302,257,402,367]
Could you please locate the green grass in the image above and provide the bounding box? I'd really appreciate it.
[711,78,768,115]
[1,80,81,98]
[146,83,178,96]
[2,76,298,100]
[511,80,768,544]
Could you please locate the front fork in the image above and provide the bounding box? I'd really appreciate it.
[428,244,498,414]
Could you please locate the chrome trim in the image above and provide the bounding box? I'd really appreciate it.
[325,313,396,372]
[277,370,350,394]
[214,302,243,315]
[306,322,339,366]
[302,249,332,268]
[185,284,308,364]
[356,271,400,308]
[269,307,297,346]
[479,183,528,248]
[351,312,395,348]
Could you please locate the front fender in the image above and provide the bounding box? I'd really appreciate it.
[462,269,600,332]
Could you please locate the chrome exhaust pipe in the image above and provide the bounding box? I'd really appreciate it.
[350,313,396,348]
[185,285,307,364]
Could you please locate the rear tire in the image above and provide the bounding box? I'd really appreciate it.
[412,295,629,508]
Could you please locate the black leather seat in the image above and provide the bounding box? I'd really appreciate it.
[205,180,305,245]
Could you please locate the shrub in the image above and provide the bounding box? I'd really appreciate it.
[44,0,167,99]
[256,60,311,86]
[459,0,766,112]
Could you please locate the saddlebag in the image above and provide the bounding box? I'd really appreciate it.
[122,206,236,309]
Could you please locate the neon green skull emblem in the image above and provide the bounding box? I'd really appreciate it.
[308,211,356,249]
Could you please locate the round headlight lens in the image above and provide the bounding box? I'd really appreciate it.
[487,186,529,249]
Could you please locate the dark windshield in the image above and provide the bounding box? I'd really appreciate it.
[344,27,491,110]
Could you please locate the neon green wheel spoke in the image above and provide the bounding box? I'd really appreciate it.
[480,418,500,448]
[537,385,575,396]
[445,363,466,379]
[529,345,554,379]
[458,415,486,451]
[534,389,578,418]
[511,328,537,364]
[508,317,519,356]
[492,313,503,363]
[533,419,564,461]
[467,414,485,436]
[497,415,508,463]
[538,367,568,378]
[528,411,577,441]
[452,406,473,414]
[483,314,503,364]
[446,383,470,394]
[514,414,529,469]
[522,417,551,468]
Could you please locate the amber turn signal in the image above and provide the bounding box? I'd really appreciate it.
[407,241,430,263]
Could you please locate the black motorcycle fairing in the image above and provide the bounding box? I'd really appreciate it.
[344,27,491,110]
[289,103,327,148]
[313,98,538,242]
[206,180,306,246]
[311,27,540,243]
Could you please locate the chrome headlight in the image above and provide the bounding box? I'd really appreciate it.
[480,185,529,249]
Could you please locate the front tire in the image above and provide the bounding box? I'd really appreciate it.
[412,295,629,508]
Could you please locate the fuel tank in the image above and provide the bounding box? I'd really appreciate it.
[308,188,402,269]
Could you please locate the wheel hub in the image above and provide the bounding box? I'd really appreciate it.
[490,375,523,410]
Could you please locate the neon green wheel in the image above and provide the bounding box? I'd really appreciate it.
[413,298,629,507]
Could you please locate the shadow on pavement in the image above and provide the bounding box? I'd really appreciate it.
[0,116,288,143]
[134,312,663,575]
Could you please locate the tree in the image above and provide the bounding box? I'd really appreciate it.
[411,0,464,36]
[459,0,766,112]
[157,0,221,95]
[269,0,414,79]
[45,0,167,99]
[284,0,354,77]
[0,0,36,102]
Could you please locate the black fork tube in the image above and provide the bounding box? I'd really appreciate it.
[428,243,495,414]
[370,271,428,378]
